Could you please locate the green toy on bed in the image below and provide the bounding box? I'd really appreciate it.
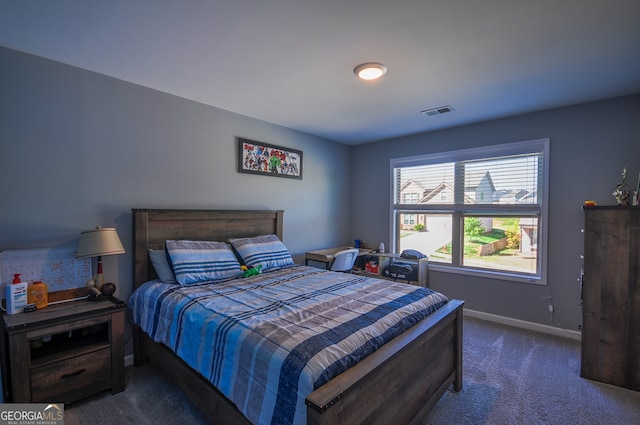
[241,264,263,277]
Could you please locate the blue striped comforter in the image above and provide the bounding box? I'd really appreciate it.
[128,265,448,425]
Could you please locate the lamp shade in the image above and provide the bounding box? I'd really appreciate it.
[77,227,125,258]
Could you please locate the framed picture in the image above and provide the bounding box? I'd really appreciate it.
[237,138,303,179]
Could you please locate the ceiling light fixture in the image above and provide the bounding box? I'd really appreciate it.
[353,62,387,81]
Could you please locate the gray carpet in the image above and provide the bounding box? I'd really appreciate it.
[65,317,640,424]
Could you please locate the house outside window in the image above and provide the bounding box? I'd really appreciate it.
[391,139,549,284]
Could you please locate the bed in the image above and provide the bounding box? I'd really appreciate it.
[130,208,464,425]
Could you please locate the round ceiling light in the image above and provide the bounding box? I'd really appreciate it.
[353,62,387,81]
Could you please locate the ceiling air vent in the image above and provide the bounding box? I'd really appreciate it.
[420,105,454,117]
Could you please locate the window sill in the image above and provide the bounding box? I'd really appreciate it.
[428,263,545,285]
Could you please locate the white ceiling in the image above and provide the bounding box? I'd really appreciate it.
[1,0,639,145]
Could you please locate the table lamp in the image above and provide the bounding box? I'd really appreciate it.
[77,226,125,289]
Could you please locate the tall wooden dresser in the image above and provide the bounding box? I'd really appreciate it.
[581,206,639,390]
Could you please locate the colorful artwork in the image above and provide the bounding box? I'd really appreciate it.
[238,138,302,179]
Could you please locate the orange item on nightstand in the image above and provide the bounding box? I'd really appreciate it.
[28,281,48,309]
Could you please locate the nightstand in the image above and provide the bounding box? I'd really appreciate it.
[1,297,126,403]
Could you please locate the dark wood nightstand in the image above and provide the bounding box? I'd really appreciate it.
[1,297,126,403]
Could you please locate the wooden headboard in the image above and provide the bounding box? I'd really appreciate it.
[132,209,284,289]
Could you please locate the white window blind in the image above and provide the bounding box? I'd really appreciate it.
[391,139,549,284]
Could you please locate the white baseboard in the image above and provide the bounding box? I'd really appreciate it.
[464,309,582,341]
[125,354,134,367]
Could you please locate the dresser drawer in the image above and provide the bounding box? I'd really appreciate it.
[30,347,111,402]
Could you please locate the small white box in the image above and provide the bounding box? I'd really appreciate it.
[5,282,28,314]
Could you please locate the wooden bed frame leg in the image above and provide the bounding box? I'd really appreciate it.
[133,327,149,366]
[454,306,463,391]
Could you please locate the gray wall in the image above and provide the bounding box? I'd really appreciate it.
[0,47,352,304]
[351,94,640,331]
[2,45,639,337]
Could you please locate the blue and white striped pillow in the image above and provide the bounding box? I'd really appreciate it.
[165,240,243,285]
[229,234,294,271]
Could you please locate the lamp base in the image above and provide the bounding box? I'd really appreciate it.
[95,256,104,289]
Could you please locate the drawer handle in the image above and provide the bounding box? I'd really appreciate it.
[61,368,86,379]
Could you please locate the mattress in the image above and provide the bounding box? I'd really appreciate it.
[128,265,449,425]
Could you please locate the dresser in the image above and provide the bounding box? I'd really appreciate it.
[581,206,639,390]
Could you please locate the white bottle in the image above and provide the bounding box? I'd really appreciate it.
[379,242,385,253]
[6,277,28,315]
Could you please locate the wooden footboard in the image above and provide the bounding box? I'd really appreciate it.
[305,299,463,425]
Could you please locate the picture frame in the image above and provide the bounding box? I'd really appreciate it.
[237,137,303,179]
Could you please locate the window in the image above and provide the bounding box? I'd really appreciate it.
[403,214,417,226]
[403,193,419,204]
[391,139,549,284]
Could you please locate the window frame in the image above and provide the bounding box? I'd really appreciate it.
[389,138,549,285]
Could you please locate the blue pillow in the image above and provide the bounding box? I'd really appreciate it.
[228,234,294,271]
[165,240,243,285]
[148,249,177,284]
